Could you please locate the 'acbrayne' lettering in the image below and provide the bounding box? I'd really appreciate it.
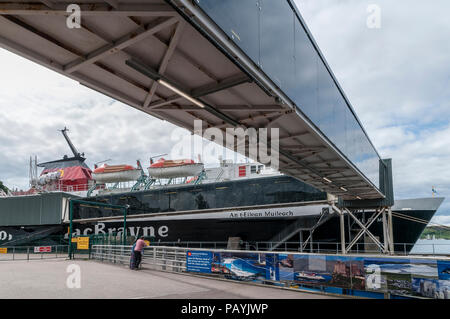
[65,222,169,239]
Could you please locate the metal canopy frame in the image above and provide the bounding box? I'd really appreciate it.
[0,0,384,200]
[68,198,129,259]
[331,205,394,255]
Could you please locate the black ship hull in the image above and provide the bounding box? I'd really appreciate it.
[66,202,440,253]
[0,175,444,253]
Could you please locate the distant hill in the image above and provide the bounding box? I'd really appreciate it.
[420,226,450,240]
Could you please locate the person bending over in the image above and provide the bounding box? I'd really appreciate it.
[133,236,148,270]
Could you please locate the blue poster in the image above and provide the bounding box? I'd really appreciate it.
[277,254,294,281]
[186,249,449,299]
[186,251,212,273]
[364,257,411,294]
[437,260,450,280]
[265,254,279,280]
[211,252,266,281]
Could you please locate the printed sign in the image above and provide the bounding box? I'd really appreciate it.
[144,240,150,246]
[76,237,89,250]
[0,248,7,254]
[186,251,212,273]
[185,250,450,299]
[34,246,51,253]
[71,237,78,243]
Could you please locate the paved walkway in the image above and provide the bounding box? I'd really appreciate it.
[0,259,340,299]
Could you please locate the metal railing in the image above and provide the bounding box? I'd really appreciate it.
[91,245,187,272]
[89,244,449,300]
[134,240,450,257]
[0,245,69,261]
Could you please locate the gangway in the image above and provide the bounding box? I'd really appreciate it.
[268,208,333,252]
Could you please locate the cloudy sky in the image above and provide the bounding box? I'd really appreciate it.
[0,0,449,224]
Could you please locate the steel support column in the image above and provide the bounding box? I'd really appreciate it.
[299,231,303,253]
[388,207,395,254]
[339,210,346,254]
[382,209,388,254]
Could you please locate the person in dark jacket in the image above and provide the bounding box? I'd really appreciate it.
[129,240,137,269]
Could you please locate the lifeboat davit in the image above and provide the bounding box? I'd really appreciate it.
[92,164,141,183]
[147,158,204,178]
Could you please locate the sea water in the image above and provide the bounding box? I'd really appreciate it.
[410,239,450,255]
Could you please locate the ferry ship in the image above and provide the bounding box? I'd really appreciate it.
[0,129,445,253]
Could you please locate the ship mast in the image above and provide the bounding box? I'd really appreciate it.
[60,127,84,159]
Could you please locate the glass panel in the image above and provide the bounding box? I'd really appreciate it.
[197,0,260,64]
[345,108,359,166]
[260,0,295,90]
[317,59,338,135]
[292,18,318,123]
[187,0,382,189]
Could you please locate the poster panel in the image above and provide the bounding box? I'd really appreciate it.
[436,280,450,299]
[436,261,450,299]
[277,254,294,282]
[437,260,450,280]
[349,257,365,291]
[265,253,278,281]
[293,255,331,287]
[325,255,352,289]
[185,249,449,299]
[364,257,412,295]
[409,258,439,298]
[186,251,213,273]
[264,254,294,281]
[210,251,266,281]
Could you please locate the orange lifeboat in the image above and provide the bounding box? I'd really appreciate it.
[147,158,204,178]
[92,164,141,183]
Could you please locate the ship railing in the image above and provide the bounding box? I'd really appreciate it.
[33,183,93,193]
[0,245,69,261]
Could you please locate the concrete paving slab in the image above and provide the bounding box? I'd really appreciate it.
[0,259,340,299]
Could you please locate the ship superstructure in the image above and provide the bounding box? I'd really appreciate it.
[27,128,93,196]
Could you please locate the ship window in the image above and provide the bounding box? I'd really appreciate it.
[251,165,257,173]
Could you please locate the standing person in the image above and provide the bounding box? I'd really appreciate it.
[129,239,138,270]
[133,236,148,270]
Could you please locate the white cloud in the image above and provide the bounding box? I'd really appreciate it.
[296,0,450,217]
[0,49,246,191]
[0,48,183,190]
